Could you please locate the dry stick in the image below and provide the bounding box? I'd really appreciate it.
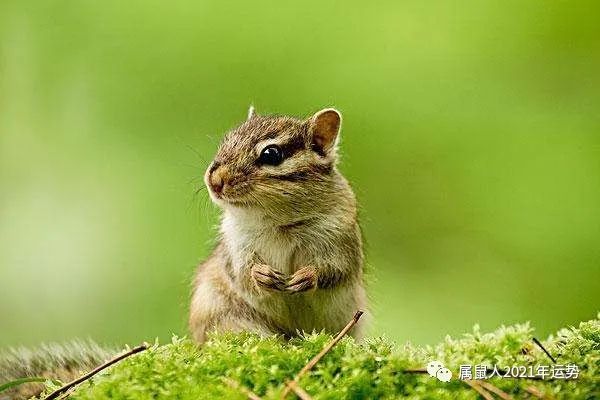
[532,338,557,364]
[402,368,428,374]
[281,310,364,399]
[44,343,149,400]
[478,380,513,400]
[286,381,313,400]
[221,377,263,400]
[524,386,554,400]
[524,386,543,399]
[463,380,494,400]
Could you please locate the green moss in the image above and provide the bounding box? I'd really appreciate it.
[44,316,600,399]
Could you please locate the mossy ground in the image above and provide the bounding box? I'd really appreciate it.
[27,316,600,399]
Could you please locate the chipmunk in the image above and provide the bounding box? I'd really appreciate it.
[189,107,367,342]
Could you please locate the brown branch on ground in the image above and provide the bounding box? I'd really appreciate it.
[463,380,494,400]
[525,385,554,399]
[402,368,427,374]
[532,338,557,364]
[221,377,263,400]
[478,381,513,399]
[44,343,149,400]
[280,310,364,399]
[285,381,313,400]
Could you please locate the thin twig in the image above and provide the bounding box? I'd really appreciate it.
[525,386,543,399]
[402,368,427,374]
[463,380,494,400]
[44,343,149,400]
[286,381,313,400]
[281,310,364,399]
[532,338,557,364]
[221,377,263,400]
[478,380,513,399]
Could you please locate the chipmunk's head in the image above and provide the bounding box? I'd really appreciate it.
[205,107,343,217]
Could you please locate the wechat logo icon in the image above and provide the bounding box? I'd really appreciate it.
[427,360,452,382]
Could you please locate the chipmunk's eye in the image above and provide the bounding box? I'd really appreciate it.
[258,144,283,166]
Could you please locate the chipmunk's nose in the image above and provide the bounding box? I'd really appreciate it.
[208,164,229,195]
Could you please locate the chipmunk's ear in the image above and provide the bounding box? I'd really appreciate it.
[247,105,257,120]
[308,108,341,154]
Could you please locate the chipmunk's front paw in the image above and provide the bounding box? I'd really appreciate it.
[251,263,287,292]
[286,266,317,293]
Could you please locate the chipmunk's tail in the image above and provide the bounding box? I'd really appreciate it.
[0,340,117,400]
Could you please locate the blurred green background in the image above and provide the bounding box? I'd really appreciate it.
[1,1,598,347]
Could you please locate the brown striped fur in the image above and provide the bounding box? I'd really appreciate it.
[189,107,367,343]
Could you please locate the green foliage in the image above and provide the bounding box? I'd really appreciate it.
[1,1,600,348]
[45,316,599,399]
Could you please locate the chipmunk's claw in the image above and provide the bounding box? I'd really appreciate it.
[286,266,317,293]
[251,263,287,291]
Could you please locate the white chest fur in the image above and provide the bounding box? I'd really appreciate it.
[219,207,363,336]
[221,210,300,275]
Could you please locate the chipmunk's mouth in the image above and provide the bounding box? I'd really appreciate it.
[218,195,249,205]
[217,197,257,209]
[207,185,255,207]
